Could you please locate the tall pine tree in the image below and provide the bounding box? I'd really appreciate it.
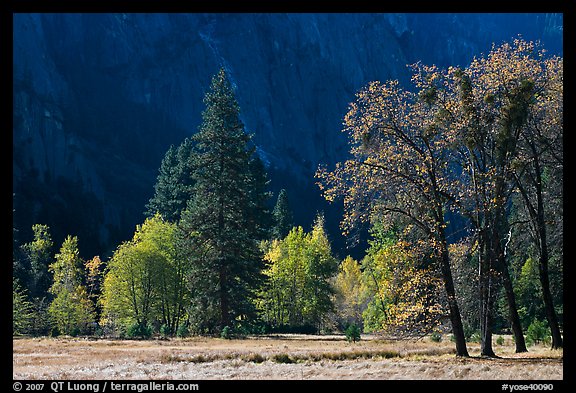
[146,137,195,222]
[272,189,294,240]
[179,68,270,333]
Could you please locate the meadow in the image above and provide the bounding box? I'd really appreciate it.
[13,334,562,380]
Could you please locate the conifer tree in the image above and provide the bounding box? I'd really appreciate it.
[179,68,269,333]
[146,137,195,222]
[272,189,294,240]
[20,224,53,300]
[13,278,33,335]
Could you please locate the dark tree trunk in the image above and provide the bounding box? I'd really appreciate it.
[515,152,563,349]
[479,234,497,358]
[434,247,467,355]
[498,259,528,352]
[438,230,469,357]
[495,207,527,353]
[539,254,563,349]
[534,161,563,349]
[219,265,230,330]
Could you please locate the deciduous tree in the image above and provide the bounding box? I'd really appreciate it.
[48,236,95,335]
[316,72,469,356]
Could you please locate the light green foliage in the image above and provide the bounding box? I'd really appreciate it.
[333,256,365,330]
[259,215,338,332]
[515,257,543,328]
[48,236,95,335]
[526,319,550,346]
[100,215,189,335]
[13,278,33,335]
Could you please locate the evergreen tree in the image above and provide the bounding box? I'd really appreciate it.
[20,224,53,300]
[272,189,294,240]
[248,154,273,242]
[179,68,269,333]
[146,137,195,222]
[13,278,33,335]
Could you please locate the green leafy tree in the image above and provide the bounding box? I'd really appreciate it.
[259,215,338,332]
[272,189,294,240]
[515,257,544,328]
[178,68,270,334]
[333,256,365,330]
[48,236,95,335]
[305,214,339,330]
[101,215,188,335]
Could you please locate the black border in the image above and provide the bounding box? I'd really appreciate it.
[7,0,572,390]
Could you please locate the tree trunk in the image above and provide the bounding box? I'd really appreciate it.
[479,236,497,357]
[539,256,563,349]
[514,153,563,349]
[496,218,527,353]
[438,234,469,357]
[534,163,563,349]
[537,224,563,348]
[499,260,528,352]
[219,265,230,330]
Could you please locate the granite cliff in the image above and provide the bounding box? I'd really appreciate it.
[12,13,562,256]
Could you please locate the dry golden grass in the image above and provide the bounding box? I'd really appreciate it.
[13,334,563,380]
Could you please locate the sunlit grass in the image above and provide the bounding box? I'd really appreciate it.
[13,335,563,380]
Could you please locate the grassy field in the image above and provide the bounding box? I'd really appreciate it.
[13,334,563,380]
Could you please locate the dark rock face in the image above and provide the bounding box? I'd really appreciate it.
[12,13,562,257]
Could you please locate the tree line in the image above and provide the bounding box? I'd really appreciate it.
[13,69,336,338]
[13,40,562,357]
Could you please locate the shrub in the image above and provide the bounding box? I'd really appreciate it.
[345,323,361,343]
[430,331,442,342]
[70,326,81,337]
[272,353,293,363]
[160,324,170,338]
[526,319,550,346]
[469,331,481,343]
[176,324,190,338]
[496,335,505,346]
[126,322,153,339]
[49,326,60,337]
[220,325,232,339]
